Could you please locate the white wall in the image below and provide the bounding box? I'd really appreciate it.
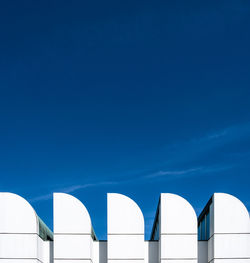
[108,193,145,263]
[160,193,198,263]
[1,192,250,263]
[209,193,250,263]
[0,193,51,263]
[53,193,94,263]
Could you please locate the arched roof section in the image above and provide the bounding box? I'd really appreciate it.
[213,193,250,233]
[108,193,144,234]
[0,192,38,234]
[53,193,92,234]
[160,193,197,234]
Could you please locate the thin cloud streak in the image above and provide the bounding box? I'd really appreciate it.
[142,164,232,182]
[29,164,232,203]
[145,167,203,178]
[153,122,250,173]
[29,181,118,203]
[29,122,250,204]
[191,122,250,145]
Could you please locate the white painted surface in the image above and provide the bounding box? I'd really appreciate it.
[208,236,214,262]
[213,234,250,258]
[161,260,197,263]
[0,234,38,258]
[160,193,198,262]
[41,240,53,263]
[53,193,93,263]
[161,234,197,259]
[54,234,92,259]
[108,261,144,263]
[211,260,250,263]
[209,193,250,262]
[54,260,92,263]
[0,192,37,234]
[0,260,40,263]
[108,193,145,262]
[108,235,144,259]
[213,193,250,234]
[108,193,144,234]
[1,192,250,263]
[160,193,197,234]
[0,193,51,263]
[53,193,92,234]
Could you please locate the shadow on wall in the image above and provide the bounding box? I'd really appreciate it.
[99,241,107,263]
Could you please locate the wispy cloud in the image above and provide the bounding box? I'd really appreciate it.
[145,167,203,178]
[29,164,233,204]
[29,122,250,203]
[142,164,232,182]
[29,193,53,203]
[155,122,250,171]
[206,130,228,140]
[193,122,250,142]
[29,180,118,203]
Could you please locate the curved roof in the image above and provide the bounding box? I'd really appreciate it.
[0,192,53,241]
[213,193,250,233]
[53,193,93,235]
[0,192,37,234]
[108,193,144,235]
[160,193,197,234]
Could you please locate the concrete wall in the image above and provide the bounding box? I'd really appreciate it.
[198,241,208,263]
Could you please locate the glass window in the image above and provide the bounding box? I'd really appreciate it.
[205,211,210,239]
[38,217,53,241]
[155,220,159,240]
[150,205,160,241]
[201,217,206,240]
[198,198,212,241]
[151,217,159,240]
[198,223,201,240]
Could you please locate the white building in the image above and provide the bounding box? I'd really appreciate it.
[0,192,249,263]
[0,192,53,263]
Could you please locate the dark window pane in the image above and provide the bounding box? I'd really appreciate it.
[206,212,210,240]
[201,218,206,240]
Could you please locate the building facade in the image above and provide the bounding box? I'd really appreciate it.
[0,192,249,263]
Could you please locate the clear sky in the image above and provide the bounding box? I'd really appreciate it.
[0,0,250,240]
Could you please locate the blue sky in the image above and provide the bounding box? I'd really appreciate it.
[0,0,250,240]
